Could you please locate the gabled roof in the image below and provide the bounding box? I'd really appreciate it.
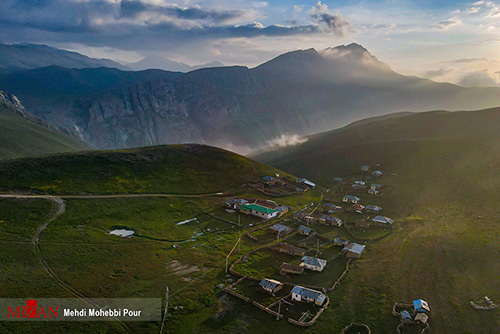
[343,243,365,255]
[334,237,349,245]
[242,203,278,214]
[280,262,304,274]
[372,215,394,224]
[291,286,326,303]
[365,205,381,211]
[301,256,327,268]
[259,278,283,291]
[413,299,430,312]
[370,183,381,188]
[298,225,314,234]
[344,195,360,201]
[296,178,316,187]
[321,215,342,223]
[372,170,383,176]
[270,223,291,233]
[262,176,276,181]
[401,310,412,320]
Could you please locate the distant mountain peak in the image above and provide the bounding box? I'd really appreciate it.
[127,56,225,72]
[321,43,390,70]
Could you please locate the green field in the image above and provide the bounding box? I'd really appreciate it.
[0,144,288,194]
[256,107,500,333]
[0,104,90,160]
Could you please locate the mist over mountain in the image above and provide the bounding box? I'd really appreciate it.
[0,43,499,153]
[127,55,224,72]
[0,43,128,72]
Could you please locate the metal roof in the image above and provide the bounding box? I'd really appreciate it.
[343,243,365,255]
[241,203,278,214]
[270,223,291,233]
[372,216,394,224]
[301,256,327,268]
[291,286,326,303]
[259,278,283,291]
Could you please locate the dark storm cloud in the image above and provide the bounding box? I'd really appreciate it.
[0,0,343,52]
[119,0,249,24]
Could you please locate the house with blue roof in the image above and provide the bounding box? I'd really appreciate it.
[413,299,431,313]
[291,286,327,306]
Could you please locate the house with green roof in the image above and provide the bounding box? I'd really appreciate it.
[240,203,279,220]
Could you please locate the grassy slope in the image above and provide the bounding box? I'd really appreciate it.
[0,105,90,160]
[256,107,500,333]
[0,144,288,194]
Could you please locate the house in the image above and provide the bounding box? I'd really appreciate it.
[413,299,431,313]
[372,215,394,225]
[323,202,343,214]
[273,243,308,256]
[353,204,365,213]
[225,198,248,209]
[368,188,380,195]
[334,237,350,246]
[354,180,366,186]
[259,278,283,294]
[342,243,366,258]
[298,225,315,236]
[415,313,429,324]
[300,256,327,272]
[291,286,327,306]
[296,178,316,188]
[241,203,279,220]
[275,205,289,217]
[280,263,304,275]
[333,177,343,183]
[261,176,276,186]
[364,205,382,214]
[321,215,343,227]
[304,215,315,224]
[372,170,383,177]
[400,310,412,320]
[343,195,361,204]
[361,165,371,172]
[269,223,292,236]
[370,184,381,190]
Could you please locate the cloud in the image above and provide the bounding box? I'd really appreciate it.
[119,1,256,25]
[423,67,453,78]
[445,57,490,63]
[458,70,499,87]
[253,2,268,8]
[266,134,307,148]
[436,17,462,30]
[310,1,351,37]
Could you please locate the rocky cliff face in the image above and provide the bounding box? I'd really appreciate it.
[0,90,74,136]
[2,44,500,153]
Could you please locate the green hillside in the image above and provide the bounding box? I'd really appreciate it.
[255,107,500,332]
[0,104,90,160]
[0,144,287,194]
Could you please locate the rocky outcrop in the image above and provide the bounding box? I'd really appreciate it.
[0,90,74,136]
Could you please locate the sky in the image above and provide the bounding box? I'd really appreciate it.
[0,0,499,86]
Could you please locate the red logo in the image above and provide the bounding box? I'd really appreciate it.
[7,300,58,318]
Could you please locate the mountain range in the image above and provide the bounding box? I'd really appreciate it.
[0,43,499,153]
[0,43,127,72]
[126,55,224,72]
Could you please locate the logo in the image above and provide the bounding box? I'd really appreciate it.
[7,300,59,319]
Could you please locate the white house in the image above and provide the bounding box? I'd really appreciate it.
[240,203,278,220]
[291,286,326,306]
[300,256,327,272]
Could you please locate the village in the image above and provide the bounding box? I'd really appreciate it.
[215,165,432,332]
